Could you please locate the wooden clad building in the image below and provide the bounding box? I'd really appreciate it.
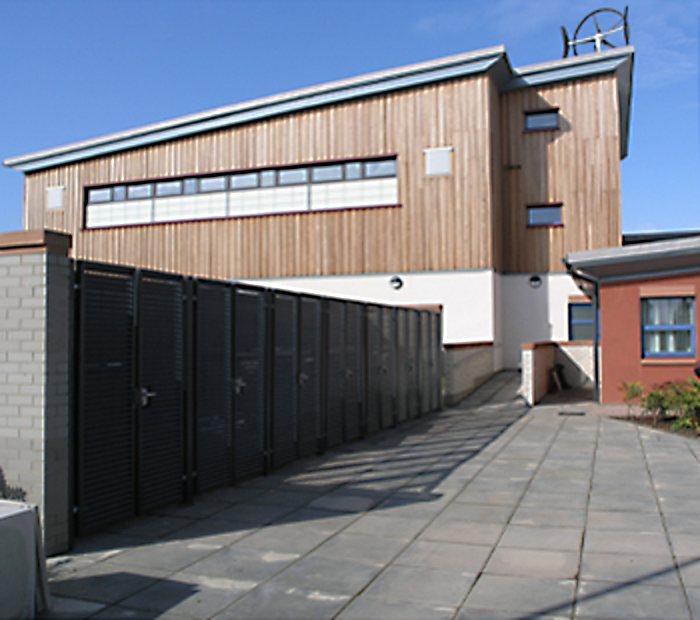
[4,45,634,389]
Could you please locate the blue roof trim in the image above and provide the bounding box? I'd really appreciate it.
[5,52,504,173]
[4,47,634,172]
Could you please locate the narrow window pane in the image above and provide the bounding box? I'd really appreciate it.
[312,165,343,182]
[127,184,152,199]
[644,330,692,354]
[278,168,308,185]
[231,173,259,190]
[365,160,397,178]
[156,180,183,197]
[528,206,562,226]
[571,323,594,341]
[570,303,593,322]
[88,188,112,204]
[183,179,197,194]
[345,163,362,180]
[260,171,276,187]
[112,186,126,201]
[199,176,227,193]
[525,111,559,131]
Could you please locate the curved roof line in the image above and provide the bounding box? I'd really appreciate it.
[4,45,633,172]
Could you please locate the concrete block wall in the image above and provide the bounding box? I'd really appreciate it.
[0,231,72,554]
[443,344,495,406]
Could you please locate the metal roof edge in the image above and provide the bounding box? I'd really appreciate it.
[4,46,507,172]
[566,236,700,269]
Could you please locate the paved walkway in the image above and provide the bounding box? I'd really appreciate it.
[44,373,700,619]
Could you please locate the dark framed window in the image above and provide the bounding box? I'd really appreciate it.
[198,176,227,193]
[641,297,695,358]
[127,184,153,200]
[112,186,126,201]
[231,173,259,190]
[87,188,112,204]
[365,159,397,178]
[569,302,594,341]
[527,204,563,227]
[525,109,560,131]
[156,180,183,197]
[260,170,276,188]
[312,165,343,182]
[278,168,308,185]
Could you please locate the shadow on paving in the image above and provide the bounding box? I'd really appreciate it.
[45,372,529,618]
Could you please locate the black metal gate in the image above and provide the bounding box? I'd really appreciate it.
[271,292,299,469]
[74,260,444,538]
[137,273,185,513]
[75,264,135,535]
[298,296,322,458]
[344,303,364,441]
[325,300,345,449]
[365,305,382,434]
[232,286,267,480]
[194,281,233,493]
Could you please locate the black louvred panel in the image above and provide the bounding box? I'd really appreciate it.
[365,305,382,433]
[76,264,136,534]
[232,287,267,479]
[380,307,396,429]
[271,293,298,469]
[343,303,363,441]
[298,297,322,458]
[137,274,185,513]
[429,312,441,412]
[395,310,408,424]
[195,282,233,492]
[325,300,345,449]
[419,312,431,416]
[406,311,420,419]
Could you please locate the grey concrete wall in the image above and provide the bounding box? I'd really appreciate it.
[443,345,495,406]
[0,242,72,555]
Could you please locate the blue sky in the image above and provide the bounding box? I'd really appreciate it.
[0,0,697,233]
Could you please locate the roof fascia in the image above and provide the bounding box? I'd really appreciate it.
[5,49,506,173]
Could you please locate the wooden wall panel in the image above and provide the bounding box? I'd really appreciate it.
[24,72,622,279]
[499,75,622,273]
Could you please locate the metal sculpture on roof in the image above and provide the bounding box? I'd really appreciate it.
[561,6,630,57]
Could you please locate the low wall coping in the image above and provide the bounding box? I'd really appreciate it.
[0,229,72,256]
[444,341,493,350]
[521,341,558,351]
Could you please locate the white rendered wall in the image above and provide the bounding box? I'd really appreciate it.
[500,273,582,369]
[244,270,496,346]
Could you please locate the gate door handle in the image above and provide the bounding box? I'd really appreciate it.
[140,387,157,408]
[234,377,247,395]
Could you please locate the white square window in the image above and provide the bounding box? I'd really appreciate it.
[424,147,452,176]
[46,186,64,210]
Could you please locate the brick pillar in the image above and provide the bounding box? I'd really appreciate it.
[0,230,72,554]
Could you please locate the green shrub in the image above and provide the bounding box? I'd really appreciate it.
[0,467,26,502]
[641,380,700,430]
[619,381,644,415]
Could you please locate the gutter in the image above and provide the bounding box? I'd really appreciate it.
[563,258,601,403]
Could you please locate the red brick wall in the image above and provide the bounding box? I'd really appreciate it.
[600,274,700,403]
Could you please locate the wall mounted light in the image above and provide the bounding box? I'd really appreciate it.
[529,275,542,289]
[390,275,404,290]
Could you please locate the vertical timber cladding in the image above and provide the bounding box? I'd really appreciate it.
[298,296,322,458]
[365,305,383,434]
[76,263,136,534]
[344,302,365,441]
[380,306,397,429]
[194,281,233,492]
[395,310,408,424]
[137,272,186,512]
[325,299,345,449]
[271,292,299,469]
[232,286,267,479]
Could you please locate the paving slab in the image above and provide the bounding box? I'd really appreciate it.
[41,372,700,620]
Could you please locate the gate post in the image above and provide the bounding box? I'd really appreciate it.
[0,230,73,555]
